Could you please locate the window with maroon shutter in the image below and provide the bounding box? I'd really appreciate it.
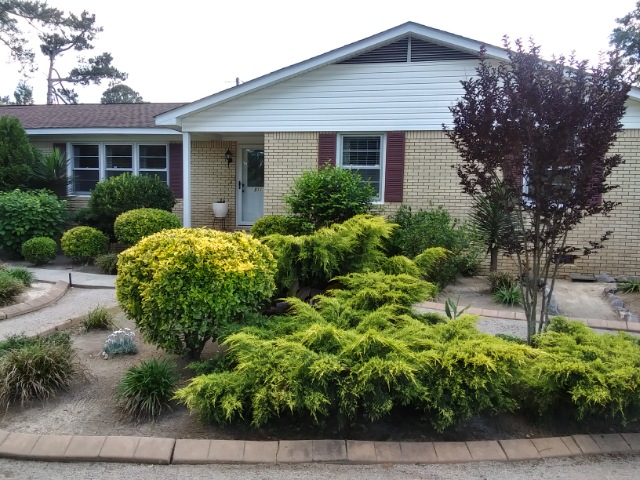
[318,133,336,168]
[384,132,405,202]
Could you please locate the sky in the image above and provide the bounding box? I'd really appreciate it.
[1,0,638,104]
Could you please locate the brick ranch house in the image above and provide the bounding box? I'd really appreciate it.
[2,22,640,276]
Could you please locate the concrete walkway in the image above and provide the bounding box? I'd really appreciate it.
[27,267,115,289]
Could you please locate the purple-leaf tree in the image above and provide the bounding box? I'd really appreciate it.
[446,39,630,344]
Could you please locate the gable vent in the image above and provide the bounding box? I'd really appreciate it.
[339,36,478,64]
[339,37,409,64]
[410,37,477,61]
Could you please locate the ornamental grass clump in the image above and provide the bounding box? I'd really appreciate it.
[117,358,179,421]
[4,267,35,287]
[116,228,276,359]
[82,306,115,331]
[0,333,77,406]
[0,271,24,307]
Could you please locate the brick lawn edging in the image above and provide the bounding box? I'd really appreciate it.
[0,281,68,320]
[0,431,638,465]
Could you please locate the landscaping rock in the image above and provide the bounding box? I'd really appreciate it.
[569,274,596,282]
[603,286,617,295]
[615,276,628,283]
[595,274,616,283]
[608,295,625,308]
[628,313,640,323]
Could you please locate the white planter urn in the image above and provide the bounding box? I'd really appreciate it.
[212,201,228,218]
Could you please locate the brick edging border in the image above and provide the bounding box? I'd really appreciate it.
[0,431,638,465]
[0,281,69,320]
[417,301,640,333]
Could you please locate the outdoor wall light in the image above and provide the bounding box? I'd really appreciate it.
[225,149,233,168]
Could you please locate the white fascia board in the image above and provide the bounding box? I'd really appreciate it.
[155,22,508,128]
[25,128,182,136]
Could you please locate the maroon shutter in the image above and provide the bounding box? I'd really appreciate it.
[588,163,603,207]
[169,143,183,199]
[52,143,66,156]
[503,155,524,192]
[318,133,337,168]
[384,132,405,202]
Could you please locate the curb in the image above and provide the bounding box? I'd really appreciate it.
[0,281,69,320]
[416,301,640,334]
[0,431,637,465]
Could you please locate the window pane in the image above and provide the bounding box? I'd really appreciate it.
[351,168,381,198]
[246,149,264,188]
[73,170,99,193]
[73,145,99,168]
[106,145,133,169]
[342,136,381,166]
[139,171,168,183]
[139,145,167,169]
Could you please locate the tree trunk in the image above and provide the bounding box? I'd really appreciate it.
[46,56,55,105]
[489,248,498,272]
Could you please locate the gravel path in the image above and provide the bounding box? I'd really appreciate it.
[0,454,638,479]
[0,287,118,340]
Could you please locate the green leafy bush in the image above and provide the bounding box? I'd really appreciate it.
[176,281,528,431]
[488,271,518,294]
[116,228,276,359]
[492,285,522,306]
[0,333,76,406]
[117,359,179,421]
[61,226,109,262]
[114,208,181,246]
[0,116,40,191]
[95,253,118,275]
[0,272,25,307]
[87,173,176,238]
[523,317,640,423]
[387,205,482,286]
[5,267,35,287]
[0,189,68,256]
[250,215,315,238]
[263,214,394,294]
[82,306,114,331]
[284,166,375,228]
[103,328,137,356]
[21,237,57,265]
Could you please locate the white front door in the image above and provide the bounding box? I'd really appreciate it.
[237,147,264,225]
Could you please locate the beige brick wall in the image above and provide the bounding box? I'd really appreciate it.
[264,132,318,215]
[190,141,236,228]
[261,129,640,276]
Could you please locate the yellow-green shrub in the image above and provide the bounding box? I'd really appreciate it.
[263,214,395,294]
[61,226,109,262]
[116,228,276,359]
[114,208,181,246]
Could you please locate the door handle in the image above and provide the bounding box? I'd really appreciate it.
[238,181,245,192]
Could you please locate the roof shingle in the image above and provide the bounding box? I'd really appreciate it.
[0,103,186,129]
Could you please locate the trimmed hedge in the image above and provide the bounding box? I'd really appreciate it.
[22,237,57,265]
[61,226,109,262]
[114,208,181,246]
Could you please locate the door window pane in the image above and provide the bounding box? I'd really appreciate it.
[246,149,264,187]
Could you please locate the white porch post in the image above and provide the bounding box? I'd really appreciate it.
[182,132,192,227]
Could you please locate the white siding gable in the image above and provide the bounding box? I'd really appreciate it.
[181,61,480,132]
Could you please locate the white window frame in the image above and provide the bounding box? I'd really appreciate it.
[68,142,169,195]
[337,133,386,202]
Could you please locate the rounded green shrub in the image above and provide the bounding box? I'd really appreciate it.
[250,215,314,238]
[116,228,276,359]
[284,166,375,228]
[61,226,109,262]
[87,173,175,238]
[117,359,178,421]
[21,237,57,265]
[0,189,67,257]
[114,208,181,246]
